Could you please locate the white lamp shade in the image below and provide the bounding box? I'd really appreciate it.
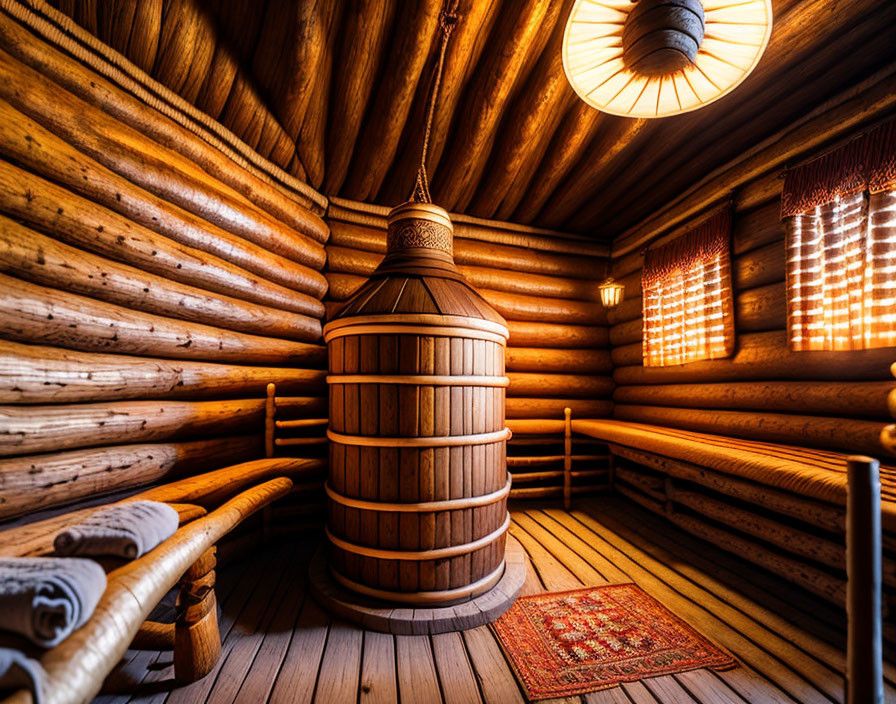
[562,0,773,118]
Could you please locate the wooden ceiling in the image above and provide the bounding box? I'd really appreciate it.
[49,0,896,241]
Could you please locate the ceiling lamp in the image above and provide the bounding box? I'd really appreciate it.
[562,0,773,118]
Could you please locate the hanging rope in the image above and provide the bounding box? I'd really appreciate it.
[411,0,460,204]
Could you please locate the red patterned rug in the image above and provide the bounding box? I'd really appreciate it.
[492,583,737,700]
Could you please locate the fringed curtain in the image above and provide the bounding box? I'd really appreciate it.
[783,119,896,351]
[642,208,735,367]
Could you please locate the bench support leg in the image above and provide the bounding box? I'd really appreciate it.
[174,546,221,683]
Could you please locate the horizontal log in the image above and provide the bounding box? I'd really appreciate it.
[0,101,327,297]
[613,330,895,384]
[141,459,327,507]
[614,381,896,420]
[326,245,381,275]
[0,399,265,456]
[733,201,785,256]
[460,267,598,302]
[610,318,642,347]
[326,222,605,279]
[606,295,641,326]
[505,348,612,374]
[507,321,609,349]
[0,15,328,239]
[508,373,615,399]
[0,274,326,365]
[612,404,889,456]
[509,470,564,484]
[324,272,365,301]
[325,249,601,302]
[506,419,566,435]
[0,341,326,404]
[733,241,785,291]
[611,444,845,533]
[0,48,327,269]
[611,342,642,367]
[0,216,322,341]
[328,199,608,256]
[667,507,847,607]
[510,485,606,499]
[0,159,324,316]
[615,465,665,501]
[0,435,262,519]
[506,398,613,419]
[613,269,642,301]
[481,289,607,325]
[611,249,643,280]
[668,486,854,574]
[735,282,786,333]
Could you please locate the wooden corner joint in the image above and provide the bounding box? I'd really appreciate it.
[174,546,221,683]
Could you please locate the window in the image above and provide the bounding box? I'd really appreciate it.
[783,120,896,351]
[642,208,735,367]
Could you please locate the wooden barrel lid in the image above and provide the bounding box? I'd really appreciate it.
[324,201,508,335]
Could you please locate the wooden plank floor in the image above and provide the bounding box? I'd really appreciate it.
[95,496,896,704]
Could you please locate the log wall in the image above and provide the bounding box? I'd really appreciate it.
[0,12,328,522]
[608,194,896,456]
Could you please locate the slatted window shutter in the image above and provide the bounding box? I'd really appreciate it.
[783,120,896,352]
[642,209,735,367]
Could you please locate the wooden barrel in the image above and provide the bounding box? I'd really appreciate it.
[323,202,511,605]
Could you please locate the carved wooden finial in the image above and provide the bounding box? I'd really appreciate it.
[622,0,705,77]
[386,201,454,256]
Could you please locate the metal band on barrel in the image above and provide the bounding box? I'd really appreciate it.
[328,560,506,605]
[326,374,510,387]
[325,474,511,512]
[327,427,511,448]
[326,514,510,561]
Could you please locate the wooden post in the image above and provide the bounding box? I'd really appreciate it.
[263,383,276,542]
[265,383,276,459]
[846,455,883,704]
[563,407,572,510]
[174,546,220,683]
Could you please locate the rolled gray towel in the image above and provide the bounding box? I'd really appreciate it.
[0,558,106,647]
[0,648,46,704]
[53,501,179,559]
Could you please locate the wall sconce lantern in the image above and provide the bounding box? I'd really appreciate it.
[599,277,625,308]
[562,0,773,118]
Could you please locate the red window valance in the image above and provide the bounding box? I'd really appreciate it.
[781,118,896,217]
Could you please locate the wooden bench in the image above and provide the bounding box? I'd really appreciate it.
[569,418,896,613]
[0,456,325,704]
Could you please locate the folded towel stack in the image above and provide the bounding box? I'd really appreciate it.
[54,500,179,559]
[0,648,46,704]
[0,557,106,648]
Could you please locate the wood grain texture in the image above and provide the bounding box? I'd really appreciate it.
[36,0,896,238]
